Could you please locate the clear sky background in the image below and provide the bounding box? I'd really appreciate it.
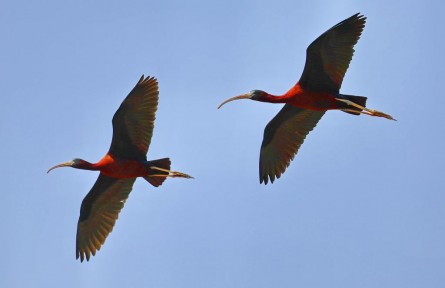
[1,0,444,287]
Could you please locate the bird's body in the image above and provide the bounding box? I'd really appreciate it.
[93,155,147,178]
[72,154,162,178]
[218,13,395,184]
[48,76,192,262]
[254,84,339,110]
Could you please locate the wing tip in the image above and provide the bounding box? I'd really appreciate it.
[354,13,367,27]
[77,245,102,263]
[77,249,88,262]
[260,173,280,185]
[352,12,366,20]
[137,74,158,86]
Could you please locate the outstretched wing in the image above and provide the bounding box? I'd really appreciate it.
[76,174,136,262]
[260,104,325,184]
[109,75,159,160]
[298,13,366,93]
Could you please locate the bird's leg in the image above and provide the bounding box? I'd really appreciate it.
[150,166,194,179]
[341,108,377,116]
[336,98,396,121]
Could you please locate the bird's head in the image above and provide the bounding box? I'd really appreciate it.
[47,158,85,173]
[217,90,266,109]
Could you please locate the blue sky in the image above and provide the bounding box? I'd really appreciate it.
[1,0,444,287]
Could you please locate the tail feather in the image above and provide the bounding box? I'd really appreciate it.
[144,158,171,187]
[340,94,367,115]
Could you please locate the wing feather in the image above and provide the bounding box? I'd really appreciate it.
[298,13,366,92]
[76,174,136,262]
[109,75,159,160]
[260,105,325,184]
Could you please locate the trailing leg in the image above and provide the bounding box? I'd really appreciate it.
[336,98,396,121]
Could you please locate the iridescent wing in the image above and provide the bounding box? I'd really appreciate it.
[109,75,159,160]
[76,174,136,262]
[260,104,325,184]
[298,13,366,93]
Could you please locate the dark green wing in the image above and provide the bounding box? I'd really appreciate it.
[260,104,325,184]
[76,174,136,262]
[298,13,366,92]
[108,75,159,160]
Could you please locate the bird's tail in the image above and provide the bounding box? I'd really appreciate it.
[144,158,171,187]
[339,94,367,115]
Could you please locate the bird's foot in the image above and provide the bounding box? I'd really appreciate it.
[170,171,194,179]
[336,98,396,121]
[150,166,194,179]
[366,109,396,121]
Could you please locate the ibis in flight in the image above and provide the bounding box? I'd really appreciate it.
[218,13,395,184]
[48,75,192,261]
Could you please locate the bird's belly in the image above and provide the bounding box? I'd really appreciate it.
[290,91,337,110]
[100,159,147,178]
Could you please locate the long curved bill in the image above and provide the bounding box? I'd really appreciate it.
[217,93,252,109]
[47,161,74,173]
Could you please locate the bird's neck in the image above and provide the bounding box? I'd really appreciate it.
[90,154,116,171]
[76,159,100,171]
[257,85,305,104]
[258,93,293,104]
